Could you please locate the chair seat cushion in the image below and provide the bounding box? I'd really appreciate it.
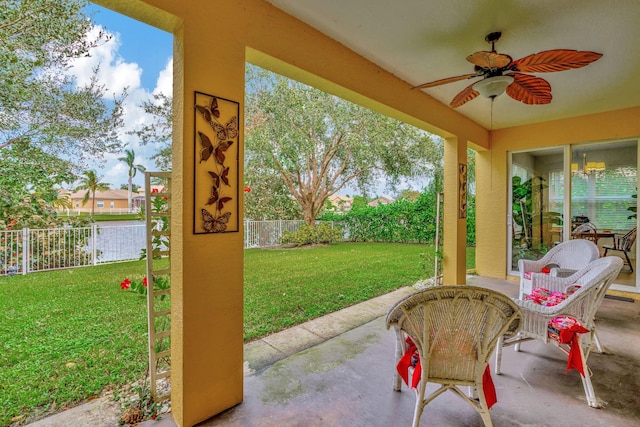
[525,287,569,306]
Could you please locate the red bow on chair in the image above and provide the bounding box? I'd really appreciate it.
[396,337,421,389]
[559,324,590,376]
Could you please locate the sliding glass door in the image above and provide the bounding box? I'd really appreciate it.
[509,147,564,271]
[571,141,637,288]
[509,140,638,291]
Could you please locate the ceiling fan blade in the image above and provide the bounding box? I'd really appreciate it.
[412,74,477,89]
[512,49,603,73]
[466,51,512,69]
[505,73,552,105]
[450,82,480,108]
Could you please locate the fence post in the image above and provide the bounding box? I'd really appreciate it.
[22,227,29,275]
[92,223,98,266]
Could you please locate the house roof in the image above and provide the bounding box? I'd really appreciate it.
[67,189,130,200]
[266,0,640,130]
[328,195,354,204]
[368,196,394,207]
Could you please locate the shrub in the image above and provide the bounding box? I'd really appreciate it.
[280,222,342,246]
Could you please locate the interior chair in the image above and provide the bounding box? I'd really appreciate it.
[602,227,637,272]
[386,286,522,427]
[518,239,600,299]
[496,256,623,408]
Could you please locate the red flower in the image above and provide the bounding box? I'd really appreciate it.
[151,415,157,420]
[152,188,159,193]
[120,278,131,290]
[143,277,148,287]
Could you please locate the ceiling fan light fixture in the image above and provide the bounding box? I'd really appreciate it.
[473,75,514,99]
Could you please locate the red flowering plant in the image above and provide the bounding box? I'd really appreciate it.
[120,275,169,299]
[120,276,148,295]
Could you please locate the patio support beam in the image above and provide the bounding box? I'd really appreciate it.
[443,136,468,285]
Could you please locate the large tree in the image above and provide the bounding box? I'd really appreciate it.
[0,0,125,164]
[244,158,302,220]
[118,148,146,211]
[0,141,77,229]
[245,65,442,225]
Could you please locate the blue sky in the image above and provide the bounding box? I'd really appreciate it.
[85,5,172,91]
[73,4,173,189]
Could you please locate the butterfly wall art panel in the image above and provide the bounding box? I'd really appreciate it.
[193,91,239,234]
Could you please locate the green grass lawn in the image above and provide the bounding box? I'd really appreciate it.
[0,242,475,425]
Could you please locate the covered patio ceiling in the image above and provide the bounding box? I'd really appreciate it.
[266,0,640,130]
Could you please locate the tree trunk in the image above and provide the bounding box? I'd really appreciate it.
[302,199,323,226]
[303,209,315,226]
[127,177,133,212]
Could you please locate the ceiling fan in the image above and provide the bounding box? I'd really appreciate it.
[413,32,603,108]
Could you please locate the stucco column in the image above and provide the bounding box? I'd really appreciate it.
[443,136,468,285]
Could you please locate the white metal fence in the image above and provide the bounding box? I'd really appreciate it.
[244,220,306,248]
[1,220,315,276]
[0,224,147,276]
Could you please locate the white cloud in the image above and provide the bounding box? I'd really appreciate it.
[67,25,142,97]
[71,25,173,189]
[104,162,127,185]
[154,58,173,96]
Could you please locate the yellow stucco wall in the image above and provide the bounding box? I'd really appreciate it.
[475,106,640,280]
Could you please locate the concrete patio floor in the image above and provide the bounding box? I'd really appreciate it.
[30,276,640,426]
[144,276,640,427]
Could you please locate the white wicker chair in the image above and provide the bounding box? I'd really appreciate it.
[496,256,623,408]
[386,286,522,427]
[518,239,601,299]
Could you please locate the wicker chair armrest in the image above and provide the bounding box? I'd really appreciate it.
[514,293,590,325]
[529,273,578,293]
[518,258,548,274]
[515,297,578,314]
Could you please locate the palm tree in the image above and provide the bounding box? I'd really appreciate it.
[118,149,146,211]
[76,170,110,216]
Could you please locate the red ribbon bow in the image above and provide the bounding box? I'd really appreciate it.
[558,323,590,376]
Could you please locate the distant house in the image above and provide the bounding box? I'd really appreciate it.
[327,195,354,213]
[368,196,394,207]
[131,185,166,210]
[64,189,132,213]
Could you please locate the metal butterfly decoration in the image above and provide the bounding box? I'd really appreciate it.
[202,209,231,233]
[195,94,238,233]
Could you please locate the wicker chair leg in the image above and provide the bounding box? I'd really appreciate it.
[412,380,428,427]
[474,378,494,427]
[578,338,602,408]
[592,330,605,354]
[393,327,404,391]
[478,409,493,427]
[495,336,504,375]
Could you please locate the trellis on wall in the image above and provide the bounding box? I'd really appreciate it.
[144,171,172,401]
